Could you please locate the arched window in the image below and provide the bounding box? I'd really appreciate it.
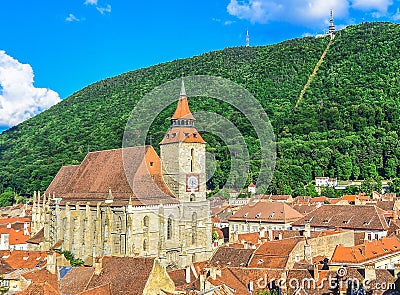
[190,148,194,172]
[143,239,148,251]
[143,215,149,228]
[167,217,172,240]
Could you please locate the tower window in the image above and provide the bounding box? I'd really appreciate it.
[143,216,149,228]
[149,162,154,167]
[190,194,195,202]
[167,217,172,240]
[143,239,148,251]
[190,148,194,172]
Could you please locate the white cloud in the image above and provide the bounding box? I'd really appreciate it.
[0,51,61,127]
[393,8,400,20]
[96,4,111,14]
[224,20,235,25]
[227,0,349,25]
[226,0,395,25]
[66,13,80,22]
[84,0,98,5]
[351,0,392,13]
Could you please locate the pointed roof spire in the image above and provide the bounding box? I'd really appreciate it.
[180,76,186,98]
[172,76,195,120]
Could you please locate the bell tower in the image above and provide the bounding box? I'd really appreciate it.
[160,78,206,202]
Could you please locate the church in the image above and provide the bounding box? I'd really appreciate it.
[30,79,213,268]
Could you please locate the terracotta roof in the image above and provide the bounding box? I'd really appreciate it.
[0,258,14,275]
[15,282,60,295]
[310,196,327,203]
[237,232,260,245]
[248,183,255,187]
[247,238,301,268]
[229,201,303,223]
[211,246,254,267]
[0,227,30,245]
[0,217,30,225]
[46,146,177,206]
[77,284,111,295]
[27,228,45,244]
[292,205,390,231]
[22,268,59,292]
[291,204,318,215]
[85,256,156,295]
[0,250,48,269]
[331,236,400,264]
[61,267,95,294]
[376,200,396,211]
[160,127,205,144]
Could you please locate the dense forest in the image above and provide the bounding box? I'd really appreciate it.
[0,22,400,197]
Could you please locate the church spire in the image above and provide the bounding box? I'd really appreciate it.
[329,9,336,39]
[171,77,195,121]
[180,77,187,98]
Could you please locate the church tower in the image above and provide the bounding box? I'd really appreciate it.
[160,78,207,203]
[329,9,336,40]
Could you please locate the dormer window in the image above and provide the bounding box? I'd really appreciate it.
[149,162,154,167]
[269,212,275,218]
[184,133,189,137]
[258,259,264,264]
[193,133,197,138]
[172,133,176,138]
[243,213,248,218]
[255,212,261,218]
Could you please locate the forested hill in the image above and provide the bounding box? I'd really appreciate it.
[1,22,400,196]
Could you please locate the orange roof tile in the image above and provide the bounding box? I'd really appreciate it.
[47,146,177,206]
[331,236,400,264]
[160,127,205,144]
[171,96,195,120]
[0,250,49,269]
[229,201,303,223]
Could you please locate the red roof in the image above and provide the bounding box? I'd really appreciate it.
[171,96,195,120]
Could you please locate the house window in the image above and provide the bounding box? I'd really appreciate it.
[190,194,195,202]
[367,233,372,240]
[167,218,172,240]
[143,239,148,251]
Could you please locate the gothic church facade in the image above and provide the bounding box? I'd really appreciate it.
[31,80,213,268]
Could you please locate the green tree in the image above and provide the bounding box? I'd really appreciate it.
[0,189,15,207]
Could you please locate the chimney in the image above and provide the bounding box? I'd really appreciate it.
[24,223,29,236]
[305,223,311,238]
[199,271,206,291]
[260,227,266,238]
[248,281,254,293]
[94,257,103,275]
[46,251,57,275]
[364,264,376,282]
[185,266,191,284]
[313,264,319,282]
[268,226,273,241]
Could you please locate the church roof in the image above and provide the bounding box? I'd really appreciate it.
[171,79,195,120]
[160,127,206,144]
[46,146,177,206]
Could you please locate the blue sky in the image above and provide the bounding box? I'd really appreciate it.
[1,0,400,130]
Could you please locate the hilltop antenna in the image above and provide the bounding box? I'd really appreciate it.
[329,9,336,39]
[246,27,250,47]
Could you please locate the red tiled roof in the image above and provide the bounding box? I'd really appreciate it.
[292,205,390,230]
[46,146,177,206]
[229,201,303,223]
[211,246,254,267]
[248,238,300,268]
[15,282,60,295]
[331,236,400,264]
[0,250,49,269]
[171,95,195,120]
[61,267,95,294]
[0,227,30,245]
[160,127,205,144]
[77,284,111,295]
[86,256,156,295]
[26,228,45,244]
[22,268,59,292]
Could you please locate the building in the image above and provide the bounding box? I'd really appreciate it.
[292,205,390,241]
[31,79,212,268]
[228,201,304,237]
[331,236,400,269]
[315,177,338,188]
